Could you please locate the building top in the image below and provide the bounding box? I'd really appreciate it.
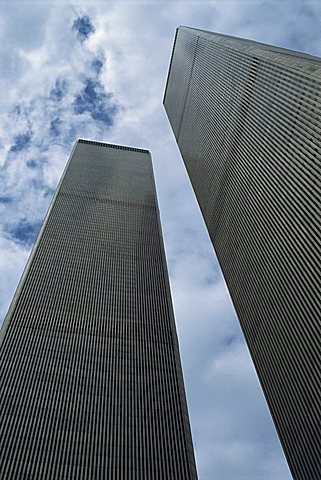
[78,138,150,154]
[171,26,321,81]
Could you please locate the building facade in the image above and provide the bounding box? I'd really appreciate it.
[0,139,197,479]
[164,26,321,480]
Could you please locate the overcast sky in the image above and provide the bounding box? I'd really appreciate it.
[1,1,320,478]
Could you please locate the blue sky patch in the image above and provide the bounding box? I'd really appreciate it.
[49,117,62,137]
[73,15,95,42]
[13,105,22,116]
[92,57,104,74]
[10,132,32,152]
[73,78,117,126]
[44,187,55,199]
[8,219,42,246]
[0,196,13,204]
[26,156,47,169]
[50,78,67,102]
[26,159,38,169]
[224,334,238,346]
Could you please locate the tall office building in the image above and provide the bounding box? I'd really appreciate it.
[0,139,197,479]
[164,26,321,480]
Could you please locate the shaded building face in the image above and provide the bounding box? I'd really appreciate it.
[164,26,321,480]
[0,139,197,480]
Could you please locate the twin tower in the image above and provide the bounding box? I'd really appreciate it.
[1,26,320,479]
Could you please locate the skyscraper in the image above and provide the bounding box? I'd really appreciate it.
[0,139,197,479]
[164,26,321,480]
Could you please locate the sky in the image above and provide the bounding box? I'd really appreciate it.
[0,1,320,478]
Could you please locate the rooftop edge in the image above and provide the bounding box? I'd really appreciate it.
[78,138,150,154]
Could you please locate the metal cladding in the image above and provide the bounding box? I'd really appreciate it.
[0,139,197,479]
[164,26,321,480]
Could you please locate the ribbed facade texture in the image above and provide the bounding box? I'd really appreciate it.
[164,26,321,480]
[0,139,197,479]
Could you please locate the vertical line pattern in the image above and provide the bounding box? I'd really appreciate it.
[0,140,198,479]
[164,26,321,480]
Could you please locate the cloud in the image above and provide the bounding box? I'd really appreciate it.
[0,6,119,254]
